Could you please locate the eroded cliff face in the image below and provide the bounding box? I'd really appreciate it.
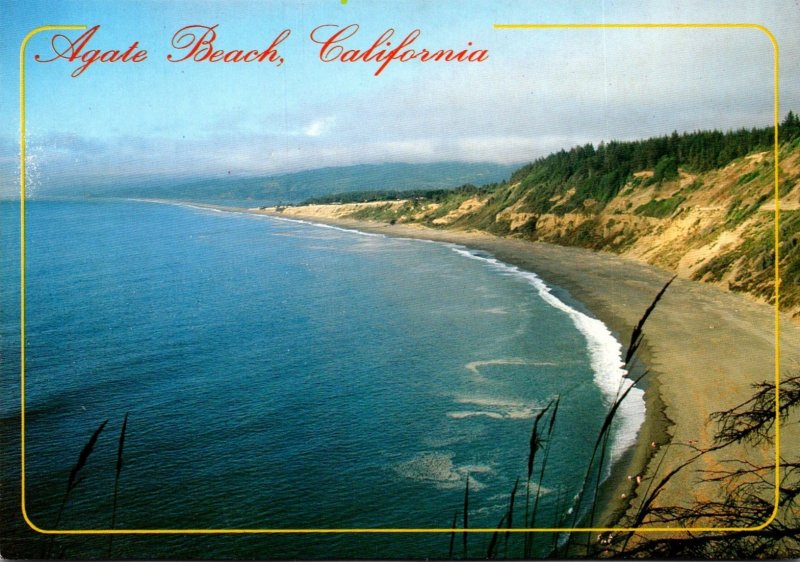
[270,144,800,320]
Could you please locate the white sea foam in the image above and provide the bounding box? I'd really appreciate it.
[447,411,505,420]
[394,452,490,491]
[462,358,559,384]
[464,358,557,375]
[481,306,510,315]
[455,396,530,407]
[450,395,549,420]
[448,246,645,467]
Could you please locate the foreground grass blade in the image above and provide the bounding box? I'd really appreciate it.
[448,511,458,559]
[109,413,129,556]
[486,513,507,559]
[624,275,676,365]
[504,477,519,557]
[66,419,108,494]
[48,419,108,557]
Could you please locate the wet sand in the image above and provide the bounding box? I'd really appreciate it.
[246,208,800,532]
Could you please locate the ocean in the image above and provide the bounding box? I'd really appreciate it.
[0,199,643,559]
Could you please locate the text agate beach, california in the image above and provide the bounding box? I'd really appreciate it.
[34,23,489,77]
[2,1,800,560]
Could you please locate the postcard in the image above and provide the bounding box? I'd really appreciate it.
[1,1,799,559]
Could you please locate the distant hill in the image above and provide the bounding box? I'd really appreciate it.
[78,162,519,204]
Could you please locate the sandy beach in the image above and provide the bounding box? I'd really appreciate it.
[248,207,800,533]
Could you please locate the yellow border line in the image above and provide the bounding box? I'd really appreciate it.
[19,22,781,536]
[19,24,88,536]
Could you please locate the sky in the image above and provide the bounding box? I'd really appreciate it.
[0,0,799,196]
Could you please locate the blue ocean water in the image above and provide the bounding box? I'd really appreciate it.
[0,199,642,558]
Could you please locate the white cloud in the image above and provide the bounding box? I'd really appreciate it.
[302,117,336,138]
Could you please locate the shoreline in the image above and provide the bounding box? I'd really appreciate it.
[242,207,800,533]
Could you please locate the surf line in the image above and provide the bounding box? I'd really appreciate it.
[448,245,645,467]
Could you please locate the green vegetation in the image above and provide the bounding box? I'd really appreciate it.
[495,112,796,219]
[694,251,740,283]
[725,194,769,227]
[736,170,760,185]
[779,178,796,197]
[302,188,449,205]
[303,183,493,206]
[635,194,686,218]
[682,178,704,193]
[782,110,800,142]
[508,121,778,215]
[516,217,538,237]
[651,155,679,183]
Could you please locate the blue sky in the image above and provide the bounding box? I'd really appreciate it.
[1,0,798,196]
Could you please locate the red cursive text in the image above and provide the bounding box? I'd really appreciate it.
[34,25,148,77]
[166,24,290,66]
[310,24,488,76]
